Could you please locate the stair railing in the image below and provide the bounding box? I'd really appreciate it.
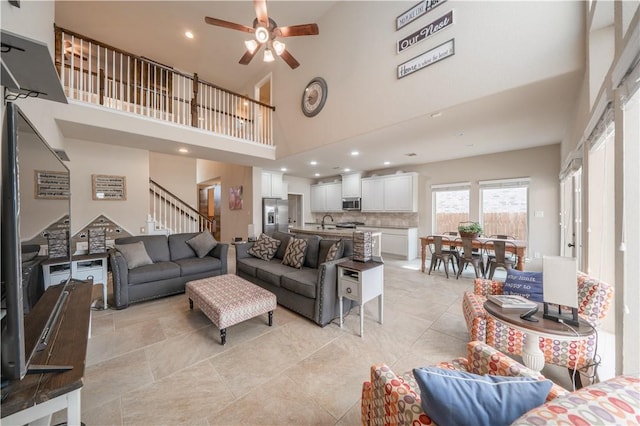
[149,179,215,235]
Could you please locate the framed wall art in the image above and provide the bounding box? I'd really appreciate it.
[35,170,70,200]
[92,174,127,201]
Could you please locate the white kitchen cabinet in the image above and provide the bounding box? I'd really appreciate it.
[359,227,418,260]
[341,172,362,198]
[262,171,283,198]
[361,178,384,211]
[310,182,342,212]
[361,172,417,212]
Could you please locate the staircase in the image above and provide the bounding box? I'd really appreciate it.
[149,179,215,235]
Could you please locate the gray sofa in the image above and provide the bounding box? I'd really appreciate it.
[110,232,228,309]
[235,231,353,327]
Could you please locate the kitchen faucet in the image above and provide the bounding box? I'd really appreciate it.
[321,214,334,230]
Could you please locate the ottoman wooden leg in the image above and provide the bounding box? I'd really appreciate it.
[268,311,273,326]
[189,299,193,309]
[220,328,227,345]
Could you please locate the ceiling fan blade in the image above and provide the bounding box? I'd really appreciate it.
[276,24,319,37]
[205,16,254,33]
[254,0,269,26]
[239,48,259,65]
[279,49,300,69]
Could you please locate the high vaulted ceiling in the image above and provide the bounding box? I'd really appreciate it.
[54,1,586,179]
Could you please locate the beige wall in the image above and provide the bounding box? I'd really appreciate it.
[197,160,255,243]
[66,139,149,236]
[402,144,561,270]
[149,152,197,208]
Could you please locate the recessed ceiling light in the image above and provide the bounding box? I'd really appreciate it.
[351,151,359,156]
[430,112,442,118]
[185,31,194,39]
[314,173,320,177]
[383,161,391,166]
[280,167,287,172]
[344,168,351,172]
[178,148,189,153]
[310,160,317,166]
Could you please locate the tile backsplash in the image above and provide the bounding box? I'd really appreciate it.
[310,212,418,228]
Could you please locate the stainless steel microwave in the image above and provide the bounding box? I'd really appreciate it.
[342,198,361,211]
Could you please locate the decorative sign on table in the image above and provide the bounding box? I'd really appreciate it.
[396,0,447,30]
[397,38,455,79]
[34,170,70,200]
[92,174,127,201]
[397,10,454,54]
[47,229,69,258]
[88,227,107,254]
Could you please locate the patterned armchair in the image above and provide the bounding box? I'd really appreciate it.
[361,341,567,426]
[462,272,613,385]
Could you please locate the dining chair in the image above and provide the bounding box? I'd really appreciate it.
[427,235,457,278]
[485,240,517,279]
[486,234,518,264]
[456,237,485,279]
[441,231,461,267]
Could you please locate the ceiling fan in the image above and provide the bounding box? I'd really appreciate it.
[204,0,319,69]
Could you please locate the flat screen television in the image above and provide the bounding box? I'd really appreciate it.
[1,102,72,381]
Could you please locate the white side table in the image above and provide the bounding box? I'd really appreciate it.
[337,260,384,337]
[42,253,109,309]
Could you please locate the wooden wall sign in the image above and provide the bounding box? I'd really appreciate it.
[397,39,455,79]
[35,170,70,199]
[396,0,447,31]
[92,174,127,201]
[397,10,454,53]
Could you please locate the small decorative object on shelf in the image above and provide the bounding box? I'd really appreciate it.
[47,229,69,258]
[458,221,483,238]
[88,228,106,254]
[353,231,372,262]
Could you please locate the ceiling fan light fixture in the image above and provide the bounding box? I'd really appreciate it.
[255,26,270,43]
[273,40,285,56]
[263,48,275,62]
[244,39,259,54]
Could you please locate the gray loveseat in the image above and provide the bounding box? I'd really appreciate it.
[235,231,353,327]
[110,232,228,309]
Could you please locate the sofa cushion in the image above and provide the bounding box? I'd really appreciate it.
[174,256,222,276]
[282,238,308,269]
[168,233,198,260]
[248,233,281,261]
[236,257,265,278]
[281,268,317,299]
[293,234,321,268]
[503,270,543,303]
[115,241,154,269]
[115,235,170,263]
[186,231,218,258]
[255,259,297,287]
[318,239,344,263]
[413,367,553,426]
[272,231,293,260]
[127,261,181,285]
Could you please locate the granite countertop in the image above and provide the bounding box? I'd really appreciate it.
[303,223,416,230]
[290,225,361,238]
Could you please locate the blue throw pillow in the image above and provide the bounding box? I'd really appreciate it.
[503,270,544,302]
[413,367,552,426]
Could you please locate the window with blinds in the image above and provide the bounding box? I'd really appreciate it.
[479,178,529,239]
[432,183,470,234]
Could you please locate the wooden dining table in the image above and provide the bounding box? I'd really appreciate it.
[419,235,528,272]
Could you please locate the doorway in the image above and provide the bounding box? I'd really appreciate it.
[198,180,221,240]
[287,194,303,228]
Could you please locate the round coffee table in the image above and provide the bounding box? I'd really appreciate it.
[483,301,595,372]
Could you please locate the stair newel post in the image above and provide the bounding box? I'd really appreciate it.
[191,73,199,127]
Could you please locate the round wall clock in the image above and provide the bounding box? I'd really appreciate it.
[301,77,328,117]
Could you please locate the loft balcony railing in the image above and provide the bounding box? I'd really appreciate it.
[54,25,275,146]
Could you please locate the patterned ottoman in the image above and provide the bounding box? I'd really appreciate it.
[186,274,276,345]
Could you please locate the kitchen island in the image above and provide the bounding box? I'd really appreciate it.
[289,225,382,257]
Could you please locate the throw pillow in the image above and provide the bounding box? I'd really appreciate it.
[247,233,281,261]
[413,367,552,426]
[115,241,154,269]
[503,270,544,303]
[186,231,218,258]
[281,238,308,269]
[325,240,342,262]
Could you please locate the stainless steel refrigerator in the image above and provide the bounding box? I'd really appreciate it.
[263,198,289,236]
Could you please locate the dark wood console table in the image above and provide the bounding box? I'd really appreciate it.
[1,280,92,425]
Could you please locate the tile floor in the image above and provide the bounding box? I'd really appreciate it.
[64,251,581,425]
